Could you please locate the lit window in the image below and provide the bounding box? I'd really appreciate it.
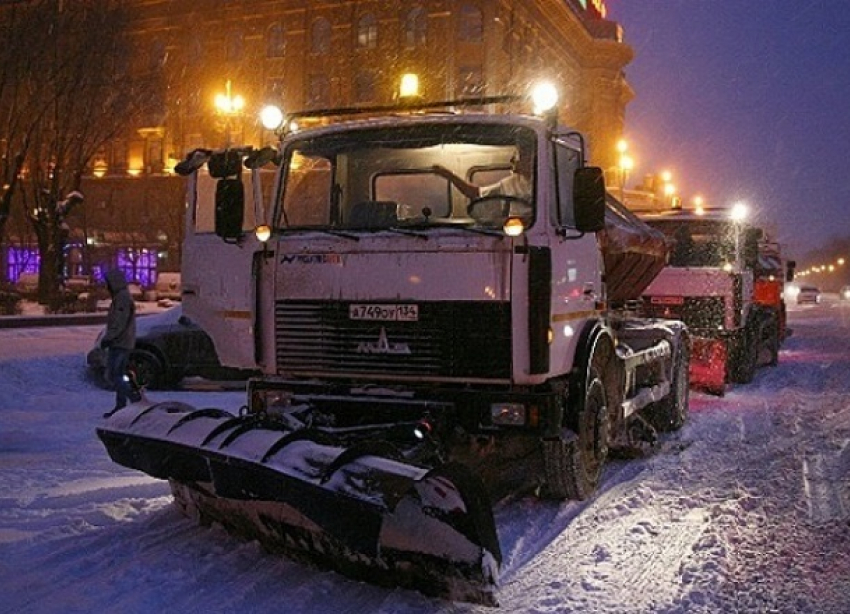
[357,14,377,49]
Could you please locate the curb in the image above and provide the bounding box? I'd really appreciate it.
[0,313,109,329]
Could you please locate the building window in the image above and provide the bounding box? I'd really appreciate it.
[458,4,483,42]
[226,30,243,61]
[311,18,331,54]
[267,23,285,58]
[188,36,203,66]
[457,65,483,96]
[118,248,157,287]
[149,40,167,71]
[357,13,378,49]
[403,6,426,49]
[307,73,330,108]
[354,70,376,103]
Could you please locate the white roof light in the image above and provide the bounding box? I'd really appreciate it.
[260,105,284,131]
[531,81,559,115]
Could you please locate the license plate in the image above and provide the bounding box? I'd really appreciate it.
[349,304,419,322]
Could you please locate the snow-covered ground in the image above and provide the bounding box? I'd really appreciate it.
[1,298,849,613]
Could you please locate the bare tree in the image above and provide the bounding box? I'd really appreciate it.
[0,0,159,304]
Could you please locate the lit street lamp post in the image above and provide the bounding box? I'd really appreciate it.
[616,139,633,203]
[214,80,245,148]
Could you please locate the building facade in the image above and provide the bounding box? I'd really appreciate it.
[8,0,633,287]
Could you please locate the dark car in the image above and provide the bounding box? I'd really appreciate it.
[87,305,255,389]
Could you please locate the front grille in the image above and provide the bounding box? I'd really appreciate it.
[644,296,725,330]
[275,301,512,379]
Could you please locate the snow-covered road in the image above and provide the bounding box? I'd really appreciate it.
[1,299,849,613]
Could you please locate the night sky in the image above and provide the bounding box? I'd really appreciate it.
[608,0,850,259]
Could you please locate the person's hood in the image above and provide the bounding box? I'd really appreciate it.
[105,269,128,294]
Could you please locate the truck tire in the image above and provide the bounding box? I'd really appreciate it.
[730,328,757,384]
[760,316,780,367]
[543,345,611,501]
[645,341,690,432]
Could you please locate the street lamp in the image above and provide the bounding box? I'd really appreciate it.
[693,195,705,215]
[214,80,245,147]
[616,139,633,203]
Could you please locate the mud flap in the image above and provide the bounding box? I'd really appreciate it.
[689,337,727,396]
[96,402,501,606]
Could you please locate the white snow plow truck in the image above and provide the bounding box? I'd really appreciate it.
[97,85,690,606]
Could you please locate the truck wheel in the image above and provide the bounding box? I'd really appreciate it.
[760,318,780,367]
[645,342,690,432]
[543,359,610,501]
[730,329,757,384]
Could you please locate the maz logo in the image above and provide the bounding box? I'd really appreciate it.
[356,327,411,355]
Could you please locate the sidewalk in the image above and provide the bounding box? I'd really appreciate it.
[0,301,171,329]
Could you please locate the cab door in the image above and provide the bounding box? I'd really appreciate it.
[547,140,604,376]
[180,168,264,370]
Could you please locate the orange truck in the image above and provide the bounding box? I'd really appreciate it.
[637,207,789,395]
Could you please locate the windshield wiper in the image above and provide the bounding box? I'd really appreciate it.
[387,227,429,240]
[281,227,360,241]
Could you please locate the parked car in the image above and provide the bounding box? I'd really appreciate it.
[796,285,821,304]
[87,305,256,389]
[841,285,850,301]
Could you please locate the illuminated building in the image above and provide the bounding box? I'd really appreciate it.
[4,0,633,285]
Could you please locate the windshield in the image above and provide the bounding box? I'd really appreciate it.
[648,219,738,267]
[276,123,536,231]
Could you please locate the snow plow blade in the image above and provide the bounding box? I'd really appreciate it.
[95,401,501,606]
[689,337,727,396]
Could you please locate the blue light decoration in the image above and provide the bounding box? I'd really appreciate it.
[117,248,157,287]
[6,247,40,283]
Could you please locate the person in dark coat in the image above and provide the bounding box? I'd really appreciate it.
[101,269,137,417]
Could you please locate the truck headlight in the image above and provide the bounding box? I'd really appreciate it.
[503,216,525,237]
[491,402,527,426]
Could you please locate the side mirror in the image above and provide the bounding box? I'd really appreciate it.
[574,167,606,233]
[215,178,244,240]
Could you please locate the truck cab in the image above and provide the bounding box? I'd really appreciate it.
[178,91,685,502]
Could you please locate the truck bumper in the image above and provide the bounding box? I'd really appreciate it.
[689,336,727,396]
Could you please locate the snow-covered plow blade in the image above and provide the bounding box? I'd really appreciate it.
[689,337,727,396]
[96,401,501,605]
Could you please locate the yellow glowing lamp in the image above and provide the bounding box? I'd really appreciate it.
[503,216,526,237]
[255,224,272,243]
[399,73,420,99]
[260,105,284,131]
